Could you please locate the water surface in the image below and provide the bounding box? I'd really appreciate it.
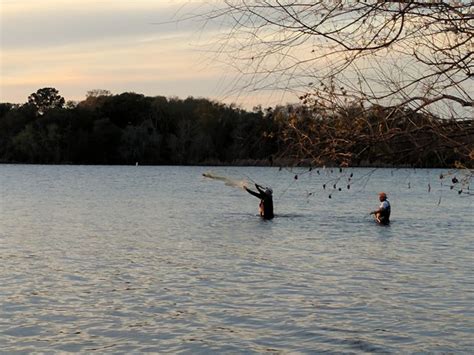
[0,165,472,352]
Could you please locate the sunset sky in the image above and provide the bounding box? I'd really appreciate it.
[0,0,292,108]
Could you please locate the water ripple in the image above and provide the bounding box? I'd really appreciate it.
[0,165,472,352]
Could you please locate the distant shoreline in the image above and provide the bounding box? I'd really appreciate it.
[0,160,468,169]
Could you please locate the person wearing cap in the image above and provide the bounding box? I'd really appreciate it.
[370,192,391,225]
[244,183,274,219]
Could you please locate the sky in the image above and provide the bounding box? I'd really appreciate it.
[0,0,291,108]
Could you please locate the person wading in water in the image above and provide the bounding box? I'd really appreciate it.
[370,192,391,225]
[244,183,274,220]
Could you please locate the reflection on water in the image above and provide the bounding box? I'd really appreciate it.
[0,165,472,352]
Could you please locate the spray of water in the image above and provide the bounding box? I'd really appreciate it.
[202,172,249,190]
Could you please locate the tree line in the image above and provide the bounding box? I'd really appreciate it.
[0,87,472,167]
[0,88,277,165]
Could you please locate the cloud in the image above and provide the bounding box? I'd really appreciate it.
[0,21,228,103]
[0,1,209,50]
[0,0,299,108]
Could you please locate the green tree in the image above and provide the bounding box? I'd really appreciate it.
[90,118,122,163]
[119,120,162,164]
[12,124,42,162]
[0,104,36,161]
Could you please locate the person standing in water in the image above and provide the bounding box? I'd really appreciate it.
[370,192,391,225]
[244,183,274,219]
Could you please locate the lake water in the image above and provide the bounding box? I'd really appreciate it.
[0,165,472,353]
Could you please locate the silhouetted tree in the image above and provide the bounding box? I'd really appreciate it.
[27,87,65,115]
[0,88,471,168]
[100,92,152,128]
